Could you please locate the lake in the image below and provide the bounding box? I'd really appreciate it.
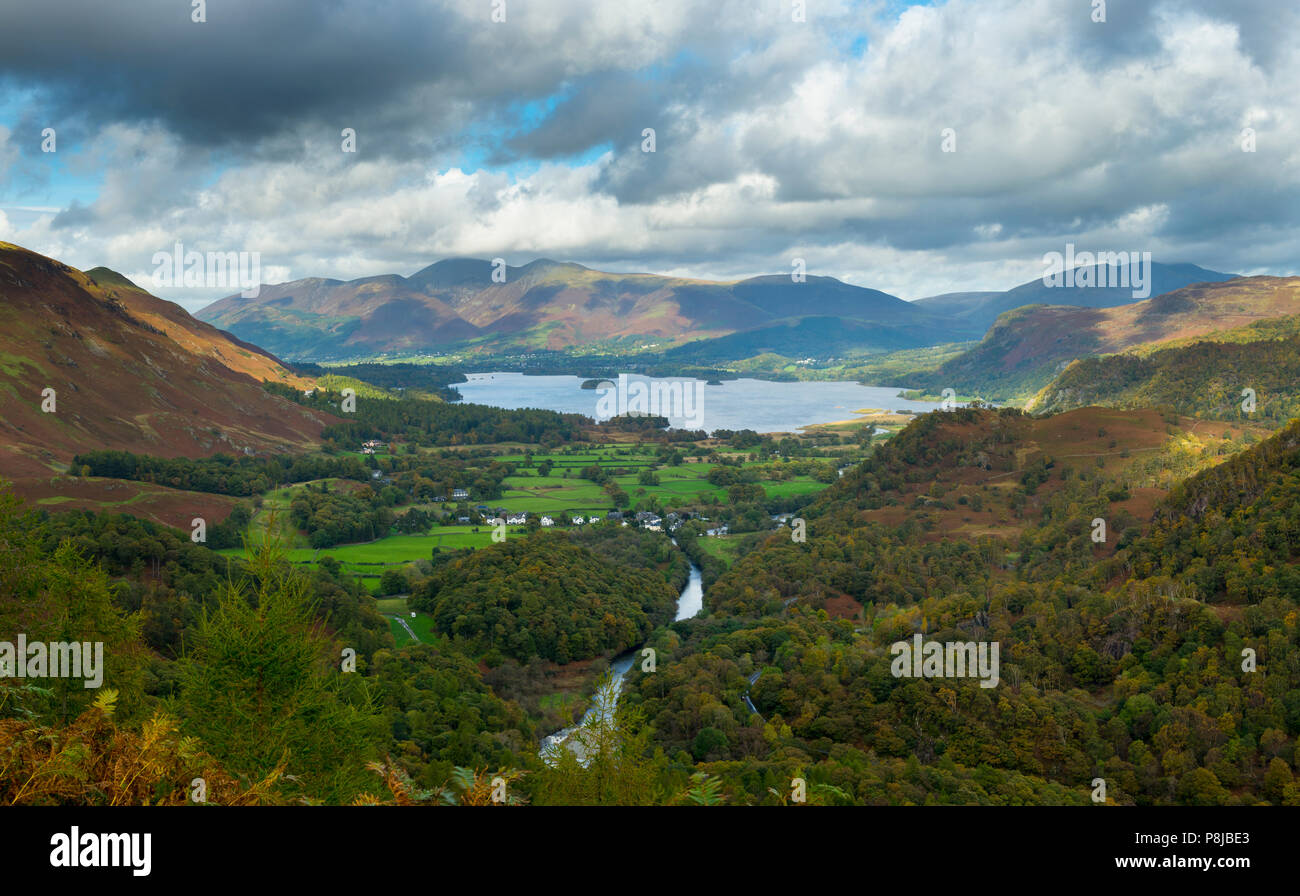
[453,372,943,434]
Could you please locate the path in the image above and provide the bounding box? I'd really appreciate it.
[392,615,420,643]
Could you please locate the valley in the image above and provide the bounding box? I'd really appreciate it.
[3,242,1300,808]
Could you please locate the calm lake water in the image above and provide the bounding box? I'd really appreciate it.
[453,372,942,434]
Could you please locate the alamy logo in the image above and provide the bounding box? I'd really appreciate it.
[594,374,705,430]
[0,636,104,688]
[1041,243,1153,299]
[50,827,151,877]
[152,241,261,298]
[890,634,1000,688]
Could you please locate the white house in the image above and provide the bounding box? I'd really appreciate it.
[541,516,554,527]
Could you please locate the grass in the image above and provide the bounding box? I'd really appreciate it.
[759,477,829,498]
[219,527,502,584]
[388,612,439,647]
[692,534,754,567]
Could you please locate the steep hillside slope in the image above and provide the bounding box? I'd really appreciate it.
[904,276,1300,401]
[0,243,334,489]
[81,266,308,386]
[1028,316,1300,425]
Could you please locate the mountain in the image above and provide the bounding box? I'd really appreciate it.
[197,259,974,361]
[902,276,1300,402]
[913,262,1237,333]
[0,242,333,490]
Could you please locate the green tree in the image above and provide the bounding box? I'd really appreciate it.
[175,533,379,804]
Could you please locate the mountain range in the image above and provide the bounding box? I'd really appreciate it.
[197,257,1244,364]
[197,258,982,361]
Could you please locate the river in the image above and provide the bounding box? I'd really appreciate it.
[539,557,703,763]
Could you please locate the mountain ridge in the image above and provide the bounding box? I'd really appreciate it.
[912,262,1237,332]
[197,259,977,361]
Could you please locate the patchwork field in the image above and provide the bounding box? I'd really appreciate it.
[211,440,851,591]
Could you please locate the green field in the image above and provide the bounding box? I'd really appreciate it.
[219,528,503,583]
[388,612,439,647]
[692,534,757,567]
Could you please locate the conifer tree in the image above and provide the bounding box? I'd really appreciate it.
[175,531,378,804]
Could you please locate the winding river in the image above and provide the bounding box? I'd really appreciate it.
[539,557,703,763]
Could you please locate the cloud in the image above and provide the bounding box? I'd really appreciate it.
[0,0,1295,303]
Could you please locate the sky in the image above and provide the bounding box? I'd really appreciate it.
[0,0,1296,312]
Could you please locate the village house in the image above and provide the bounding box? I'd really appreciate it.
[633,511,663,529]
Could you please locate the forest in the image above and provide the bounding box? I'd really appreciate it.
[411,528,686,663]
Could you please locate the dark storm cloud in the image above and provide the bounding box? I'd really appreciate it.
[0,0,525,158]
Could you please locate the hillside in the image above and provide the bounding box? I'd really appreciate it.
[902,276,1300,402]
[1119,416,1300,605]
[81,266,308,386]
[1028,315,1300,424]
[913,262,1236,332]
[621,403,1299,807]
[700,403,1264,616]
[197,259,972,361]
[0,242,335,511]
